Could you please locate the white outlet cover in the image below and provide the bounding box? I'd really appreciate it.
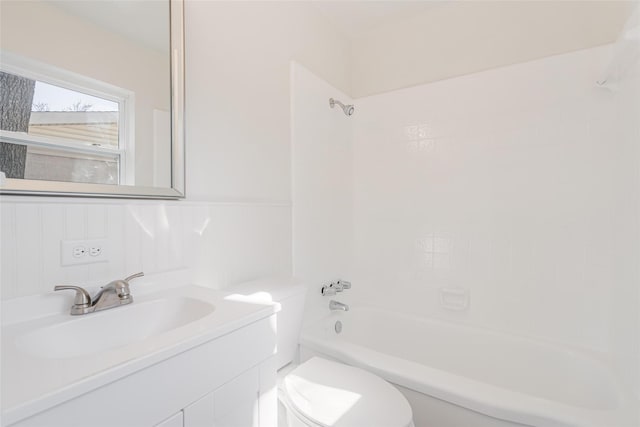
[73,246,87,258]
[61,239,109,266]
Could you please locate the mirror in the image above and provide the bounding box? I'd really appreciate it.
[0,0,184,198]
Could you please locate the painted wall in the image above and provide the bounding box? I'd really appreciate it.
[185,1,350,202]
[352,45,639,394]
[291,62,354,324]
[0,2,351,300]
[350,1,635,97]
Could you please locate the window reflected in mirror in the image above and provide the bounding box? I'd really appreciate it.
[1,71,124,185]
[0,0,173,191]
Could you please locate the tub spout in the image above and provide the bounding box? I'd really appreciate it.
[329,300,349,311]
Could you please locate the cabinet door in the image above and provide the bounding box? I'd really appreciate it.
[212,366,259,427]
[155,411,183,427]
[184,391,216,427]
[183,366,259,427]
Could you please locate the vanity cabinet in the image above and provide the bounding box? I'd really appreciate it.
[8,315,277,427]
[163,364,268,427]
[182,365,263,427]
[156,412,184,427]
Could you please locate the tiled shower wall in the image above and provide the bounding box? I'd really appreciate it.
[352,45,640,393]
[0,198,291,300]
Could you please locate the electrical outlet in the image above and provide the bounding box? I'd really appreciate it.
[61,239,108,266]
[73,246,87,258]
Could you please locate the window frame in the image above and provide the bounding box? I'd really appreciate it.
[0,51,135,185]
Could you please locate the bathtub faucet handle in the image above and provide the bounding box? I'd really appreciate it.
[321,283,337,296]
[323,280,351,295]
[337,280,351,290]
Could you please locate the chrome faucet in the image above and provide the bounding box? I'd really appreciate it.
[329,300,349,312]
[334,280,351,291]
[321,279,352,296]
[54,272,144,315]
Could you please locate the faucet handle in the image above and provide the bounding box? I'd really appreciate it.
[337,280,351,290]
[54,285,92,308]
[111,272,143,300]
[124,272,144,282]
[321,283,337,296]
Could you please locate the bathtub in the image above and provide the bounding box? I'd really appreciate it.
[298,307,638,427]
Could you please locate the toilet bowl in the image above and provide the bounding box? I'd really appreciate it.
[228,278,414,427]
[278,357,414,427]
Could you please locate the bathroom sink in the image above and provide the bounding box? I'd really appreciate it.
[15,296,215,359]
[2,284,277,425]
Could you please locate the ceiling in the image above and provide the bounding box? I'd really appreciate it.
[49,0,169,53]
[310,0,637,97]
[311,1,447,38]
[46,0,638,97]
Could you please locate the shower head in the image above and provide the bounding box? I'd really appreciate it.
[329,98,354,116]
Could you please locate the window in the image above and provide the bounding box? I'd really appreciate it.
[0,53,134,185]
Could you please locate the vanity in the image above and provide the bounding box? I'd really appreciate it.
[0,1,280,424]
[1,283,278,427]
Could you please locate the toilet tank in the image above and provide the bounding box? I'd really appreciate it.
[226,277,307,369]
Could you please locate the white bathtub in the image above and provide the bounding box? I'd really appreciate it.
[299,307,638,427]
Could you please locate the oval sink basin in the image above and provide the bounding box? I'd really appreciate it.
[16,297,215,359]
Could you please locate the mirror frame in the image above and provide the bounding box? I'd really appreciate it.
[0,0,185,199]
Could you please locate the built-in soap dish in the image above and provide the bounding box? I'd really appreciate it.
[439,287,469,311]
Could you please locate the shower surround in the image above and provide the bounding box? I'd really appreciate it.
[292,44,639,426]
[352,44,639,399]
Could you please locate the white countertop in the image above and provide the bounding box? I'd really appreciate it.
[1,284,276,425]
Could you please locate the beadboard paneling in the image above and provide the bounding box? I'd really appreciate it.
[0,198,292,300]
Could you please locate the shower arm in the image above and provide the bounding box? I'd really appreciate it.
[329,97,355,116]
[330,98,346,109]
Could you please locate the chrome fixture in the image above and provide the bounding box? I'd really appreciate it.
[334,280,351,291]
[54,272,144,315]
[329,98,355,116]
[322,279,352,296]
[329,300,349,311]
[321,284,337,296]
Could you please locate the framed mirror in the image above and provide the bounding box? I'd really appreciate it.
[0,0,184,199]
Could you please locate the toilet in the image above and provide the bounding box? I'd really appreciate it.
[229,278,414,427]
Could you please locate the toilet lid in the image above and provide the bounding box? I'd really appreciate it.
[283,357,413,427]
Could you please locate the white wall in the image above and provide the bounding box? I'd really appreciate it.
[185,1,350,202]
[291,62,353,323]
[0,2,351,300]
[352,45,639,394]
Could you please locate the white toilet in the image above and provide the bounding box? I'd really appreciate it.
[229,278,414,427]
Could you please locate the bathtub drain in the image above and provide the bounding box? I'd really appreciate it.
[335,320,342,334]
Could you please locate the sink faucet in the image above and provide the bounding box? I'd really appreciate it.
[329,300,349,312]
[54,272,144,315]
